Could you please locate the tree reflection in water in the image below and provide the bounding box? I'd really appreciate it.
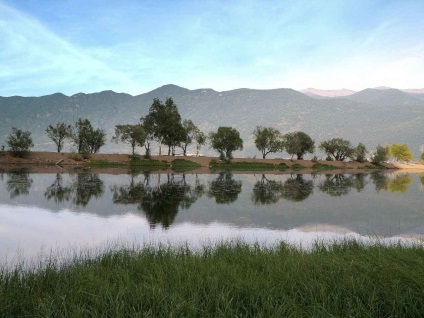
[281,174,314,202]
[318,174,356,197]
[208,172,242,204]
[370,172,389,192]
[112,173,205,229]
[44,173,104,207]
[251,175,284,205]
[72,173,104,207]
[388,174,413,193]
[44,174,73,203]
[6,169,33,198]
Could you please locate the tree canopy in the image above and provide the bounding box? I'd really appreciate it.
[46,122,72,153]
[390,144,413,162]
[143,97,184,155]
[319,138,355,161]
[284,131,315,160]
[7,127,34,157]
[209,127,243,161]
[113,124,146,155]
[253,126,284,159]
[72,118,106,154]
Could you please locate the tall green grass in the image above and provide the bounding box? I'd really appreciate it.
[1,241,424,317]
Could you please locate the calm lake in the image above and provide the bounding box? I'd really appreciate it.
[1,169,423,262]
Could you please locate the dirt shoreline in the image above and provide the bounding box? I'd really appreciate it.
[0,151,420,174]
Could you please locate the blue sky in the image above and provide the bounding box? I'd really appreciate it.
[0,0,423,96]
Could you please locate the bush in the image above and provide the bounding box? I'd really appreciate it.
[7,127,34,157]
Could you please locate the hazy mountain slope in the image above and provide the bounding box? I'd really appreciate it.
[345,88,423,106]
[0,85,423,158]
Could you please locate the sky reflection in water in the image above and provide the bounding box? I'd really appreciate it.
[0,170,423,262]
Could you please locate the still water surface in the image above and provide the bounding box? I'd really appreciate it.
[1,169,423,261]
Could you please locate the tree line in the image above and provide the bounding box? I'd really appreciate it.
[1,97,422,164]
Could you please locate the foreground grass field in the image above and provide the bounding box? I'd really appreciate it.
[1,241,424,317]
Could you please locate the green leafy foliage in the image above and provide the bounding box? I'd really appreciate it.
[209,127,243,162]
[143,98,185,156]
[283,131,315,160]
[319,138,355,161]
[390,144,413,162]
[6,127,34,157]
[371,145,390,164]
[354,142,367,163]
[112,124,146,155]
[72,118,106,154]
[253,126,284,159]
[46,122,72,152]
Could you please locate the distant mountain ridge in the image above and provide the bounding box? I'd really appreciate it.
[300,88,356,98]
[0,84,423,158]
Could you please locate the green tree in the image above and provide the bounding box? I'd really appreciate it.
[209,127,243,161]
[180,119,199,156]
[284,131,315,160]
[319,138,355,161]
[143,98,183,156]
[390,144,413,162]
[112,124,146,155]
[253,126,284,159]
[46,122,72,153]
[354,143,367,163]
[73,118,106,154]
[371,145,390,164]
[194,131,207,157]
[7,127,34,157]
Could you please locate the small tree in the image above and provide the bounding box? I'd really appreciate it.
[209,127,243,162]
[180,119,199,156]
[371,145,390,164]
[112,124,146,155]
[7,127,34,157]
[72,118,106,154]
[87,128,106,154]
[390,144,413,162]
[46,122,72,152]
[354,143,367,163]
[253,126,284,159]
[195,131,207,157]
[319,138,355,161]
[284,131,315,160]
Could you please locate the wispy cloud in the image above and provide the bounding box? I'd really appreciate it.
[0,0,423,95]
[0,2,140,96]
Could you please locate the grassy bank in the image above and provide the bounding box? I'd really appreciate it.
[1,241,424,317]
[209,161,292,171]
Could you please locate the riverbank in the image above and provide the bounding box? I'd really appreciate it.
[1,241,423,317]
[0,151,401,172]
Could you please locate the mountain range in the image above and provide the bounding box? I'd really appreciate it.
[0,85,423,158]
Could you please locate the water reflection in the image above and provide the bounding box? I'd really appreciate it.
[370,172,389,192]
[388,174,413,193]
[112,173,205,228]
[43,173,104,207]
[208,172,242,204]
[318,174,367,197]
[6,169,33,198]
[251,174,314,204]
[44,174,73,203]
[72,174,104,206]
[251,175,284,205]
[281,174,314,202]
